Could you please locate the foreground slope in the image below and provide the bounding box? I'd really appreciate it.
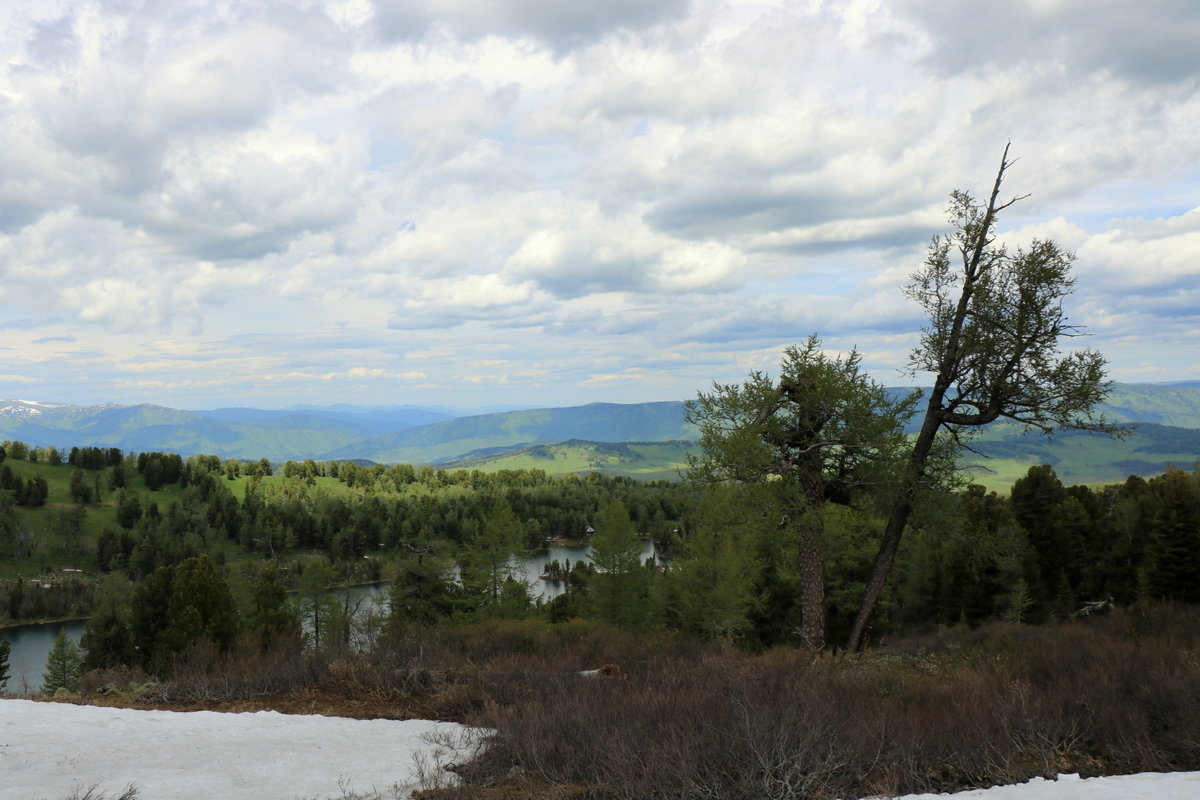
[4,700,1199,800]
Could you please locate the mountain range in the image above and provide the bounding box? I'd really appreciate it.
[2,382,1199,488]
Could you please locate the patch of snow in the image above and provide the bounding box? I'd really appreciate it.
[0,699,479,799]
[0,405,43,419]
[879,770,1200,799]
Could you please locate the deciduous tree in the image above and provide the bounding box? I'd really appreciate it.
[848,145,1117,651]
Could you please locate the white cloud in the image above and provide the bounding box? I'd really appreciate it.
[369,0,689,51]
[0,0,1196,409]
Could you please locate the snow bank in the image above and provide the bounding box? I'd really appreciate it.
[0,699,477,799]
[885,770,1200,799]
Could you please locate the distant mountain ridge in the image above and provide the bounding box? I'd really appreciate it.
[1,383,1198,487]
[0,401,453,461]
[322,401,694,465]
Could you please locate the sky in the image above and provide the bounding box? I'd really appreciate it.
[0,0,1197,411]
[6,700,1200,800]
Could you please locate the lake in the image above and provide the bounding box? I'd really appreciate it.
[1,620,86,696]
[1,540,659,695]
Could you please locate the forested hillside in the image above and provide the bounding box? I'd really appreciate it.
[2,437,1197,647]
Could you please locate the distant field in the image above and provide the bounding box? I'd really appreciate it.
[431,424,1200,490]
[438,439,694,481]
[959,422,1200,490]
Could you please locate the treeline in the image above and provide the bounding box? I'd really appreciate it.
[898,465,1200,629]
[0,440,691,627]
[3,435,1199,653]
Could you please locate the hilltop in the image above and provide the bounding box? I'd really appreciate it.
[2,382,1199,487]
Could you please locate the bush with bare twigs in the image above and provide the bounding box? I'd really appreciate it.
[434,607,1200,800]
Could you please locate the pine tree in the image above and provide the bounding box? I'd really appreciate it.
[1146,469,1200,603]
[663,485,759,642]
[42,629,83,695]
[590,499,647,626]
[81,573,135,671]
[250,565,301,641]
[686,335,917,651]
[298,559,338,649]
[1006,579,1033,625]
[388,557,462,629]
[461,498,525,605]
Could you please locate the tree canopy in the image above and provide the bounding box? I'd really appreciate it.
[848,145,1116,651]
[686,335,917,650]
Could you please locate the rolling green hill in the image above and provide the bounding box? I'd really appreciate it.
[323,401,696,465]
[959,422,1200,490]
[437,439,696,481]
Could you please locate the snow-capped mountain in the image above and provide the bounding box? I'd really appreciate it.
[0,400,72,419]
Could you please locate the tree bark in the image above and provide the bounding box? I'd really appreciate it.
[796,511,826,652]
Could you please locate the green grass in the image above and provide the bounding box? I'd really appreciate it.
[960,422,1200,491]
[0,462,368,579]
[1,460,199,577]
[437,440,694,480]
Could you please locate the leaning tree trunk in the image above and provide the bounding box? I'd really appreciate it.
[845,153,1010,652]
[845,409,941,652]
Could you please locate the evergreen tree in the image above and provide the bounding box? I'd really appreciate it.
[8,577,24,619]
[298,559,338,649]
[131,565,179,670]
[1006,578,1033,624]
[42,629,83,695]
[69,469,93,504]
[82,603,135,671]
[662,485,759,642]
[116,490,143,529]
[686,335,916,650]
[590,499,648,626]
[388,557,463,628]
[130,556,239,672]
[1146,469,1200,603]
[1009,465,1069,611]
[81,573,135,671]
[22,475,49,507]
[250,565,299,639]
[461,498,525,605]
[164,555,240,656]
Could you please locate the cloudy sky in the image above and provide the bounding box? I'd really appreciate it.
[1,0,1197,411]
